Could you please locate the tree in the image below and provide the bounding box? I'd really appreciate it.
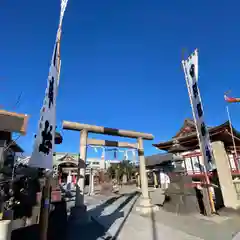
[107,164,116,179]
[107,160,136,184]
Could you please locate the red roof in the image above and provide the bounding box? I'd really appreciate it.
[153,119,240,151]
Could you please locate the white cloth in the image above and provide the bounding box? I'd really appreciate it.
[67,174,72,184]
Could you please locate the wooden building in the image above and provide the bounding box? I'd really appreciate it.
[0,110,29,168]
[0,109,62,168]
[152,119,240,176]
[53,152,105,182]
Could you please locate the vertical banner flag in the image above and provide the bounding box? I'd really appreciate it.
[29,0,69,169]
[182,49,214,171]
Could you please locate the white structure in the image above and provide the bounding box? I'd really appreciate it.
[86,158,120,170]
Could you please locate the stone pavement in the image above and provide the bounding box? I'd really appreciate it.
[92,191,140,239]
[67,185,240,239]
[150,207,240,240]
[149,187,240,240]
[110,186,240,239]
[233,232,240,239]
[65,192,118,216]
[121,191,240,240]
[117,210,203,240]
[67,185,139,240]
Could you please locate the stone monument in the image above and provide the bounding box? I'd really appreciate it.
[163,157,200,214]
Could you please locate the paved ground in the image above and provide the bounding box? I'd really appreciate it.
[124,197,240,240]
[65,185,240,239]
[147,187,240,240]
[118,210,203,240]
[64,185,118,215]
[123,187,240,240]
[67,220,106,239]
[66,184,122,239]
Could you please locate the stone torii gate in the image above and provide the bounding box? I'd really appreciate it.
[62,120,158,220]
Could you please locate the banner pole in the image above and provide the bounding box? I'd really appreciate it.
[37,1,69,239]
[39,172,51,240]
[182,57,215,214]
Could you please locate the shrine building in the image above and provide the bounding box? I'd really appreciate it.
[52,152,119,183]
[152,118,240,176]
[149,118,240,210]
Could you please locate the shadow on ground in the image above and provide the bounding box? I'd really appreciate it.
[67,191,140,240]
[11,201,68,240]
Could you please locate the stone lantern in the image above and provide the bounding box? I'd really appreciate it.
[164,139,200,215]
[168,139,186,173]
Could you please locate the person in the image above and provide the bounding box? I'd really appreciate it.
[153,171,158,189]
[66,171,72,192]
[159,172,170,190]
[135,172,139,188]
[136,173,141,189]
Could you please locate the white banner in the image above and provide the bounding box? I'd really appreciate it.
[182,49,214,171]
[29,0,68,169]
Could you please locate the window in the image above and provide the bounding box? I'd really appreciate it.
[92,162,99,165]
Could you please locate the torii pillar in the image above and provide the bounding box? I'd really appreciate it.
[136,137,159,214]
[70,129,89,223]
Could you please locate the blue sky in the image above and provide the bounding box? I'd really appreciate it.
[1,0,240,159]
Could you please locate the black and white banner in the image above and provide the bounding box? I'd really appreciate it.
[29,0,68,169]
[182,49,214,171]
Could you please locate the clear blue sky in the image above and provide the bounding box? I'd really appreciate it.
[1,0,240,159]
